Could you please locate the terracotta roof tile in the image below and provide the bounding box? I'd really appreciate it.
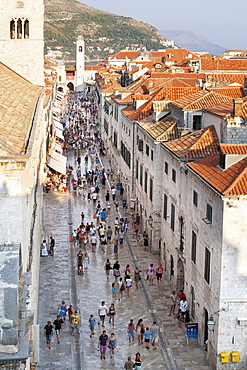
[208,87,246,99]
[0,62,43,154]
[138,116,179,141]
[163,125,219,159]
[201,58,247,71]
[220,143,247,155]
[172,90,232,110]
[188,155,247,196]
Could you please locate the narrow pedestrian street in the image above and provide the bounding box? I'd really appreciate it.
[37,92,211,370]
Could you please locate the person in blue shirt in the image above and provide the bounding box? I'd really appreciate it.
[88,314,96,338]
[144,327,151,349]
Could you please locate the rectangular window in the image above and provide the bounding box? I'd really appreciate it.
[149,178,153,201]
[206,204,213,223]
[146,144,149,156]
[151,149,154,161]
[140,165,143,186]
[171,203,175,232]
[204,247,211,284]
[136,160,139,179]
[144,171,148,193]
[172,169,176,183]
[191,231,197,263]
[193,190,198,207]
[163,194,167,219]
[165,161,168,175]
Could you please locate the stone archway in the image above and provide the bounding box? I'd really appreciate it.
[176,258,185,293]
[67,82,74,92]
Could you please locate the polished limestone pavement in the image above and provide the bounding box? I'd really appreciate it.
[37,149,212,370]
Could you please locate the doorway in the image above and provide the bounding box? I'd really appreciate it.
[176,259,185,292]
[204,308,209,344]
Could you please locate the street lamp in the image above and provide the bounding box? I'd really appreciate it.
[207,316,215,332]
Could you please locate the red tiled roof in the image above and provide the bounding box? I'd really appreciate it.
[150,72,206,79]
[172,90,232,110]
[188,155,247,196]
[220,143,247,155]
[126,86,200,120]
[208,87,246,99]
[201,58,247,71]
[203,101,234,117]
[163,125,219,159]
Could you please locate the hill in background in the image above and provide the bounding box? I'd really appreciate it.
[159,30,225,55]
[44,0,167,60]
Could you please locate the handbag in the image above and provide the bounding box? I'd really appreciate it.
[120,283,125,291]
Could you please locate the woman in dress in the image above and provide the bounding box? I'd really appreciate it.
[113,260,120,281]
[135,319,144,345]
[41,240,49,257]
[83,253,89,270]
[108,333,117,359]
[118,277,125,300]
[58,300,67,321]
[134,267,141,289]
[104,259,112,279]
[108,303,116,326]
[146,263,155,285]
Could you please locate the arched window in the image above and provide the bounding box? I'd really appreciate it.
[24,19,29,39]
[79,46,83,52]
[17,18,22,39]
[10,19,15,39]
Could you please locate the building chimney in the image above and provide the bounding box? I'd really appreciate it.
[233,98,243,118]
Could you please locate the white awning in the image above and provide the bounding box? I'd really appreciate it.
[54,120,64,131]
[55,127,64,140]
[47,150,67,174]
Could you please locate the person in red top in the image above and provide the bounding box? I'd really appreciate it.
[179,290,186,300]
[68,304,73,322]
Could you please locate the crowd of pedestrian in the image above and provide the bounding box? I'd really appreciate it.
[42,90,190,368]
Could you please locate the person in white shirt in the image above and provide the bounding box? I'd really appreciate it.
[98,301,108,327]
[180,298,188,317]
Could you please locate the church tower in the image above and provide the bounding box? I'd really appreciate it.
[75,35,85,91]
[0,0,44,86]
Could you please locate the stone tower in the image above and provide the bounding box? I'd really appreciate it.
[76,35,85,91]
[0,0,44,86]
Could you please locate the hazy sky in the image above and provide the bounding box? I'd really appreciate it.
[79,0,246,49]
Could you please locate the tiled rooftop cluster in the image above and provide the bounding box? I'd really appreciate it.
[98,47,247,197]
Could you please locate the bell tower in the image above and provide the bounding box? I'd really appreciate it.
[76,35,85,91]
[0,0,44,86]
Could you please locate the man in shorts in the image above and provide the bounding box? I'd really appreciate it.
[53,315,64,343]
[98,330,109,360]
[71,311,80,334]
[151,321,160,350]
[98,301,108,327]
[44,321,53,349]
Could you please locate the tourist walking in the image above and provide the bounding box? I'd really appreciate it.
[156,264,163,284]
[113,260,120,281]
[53,315,64,344]
[104,258,112,278]
[134,267,141,289]
[58,300,67,321]
[125,275,132,297]
[169,291,177,316]
[151,321,160,350]
[41,240,49,257]
[113,238,119,260]
[133,352,142,369]
[124,356,134,370]
[98,330,109,360]
[98,301,108,327]
[118,277,125,300]
[146,263,155,284]
[127,319,135,343]
[108,333,117,359]
[44,321,53,349]
[108,303,116,326]
[136,319,144,345]
[112,283,117,299]
[88,314,96,338]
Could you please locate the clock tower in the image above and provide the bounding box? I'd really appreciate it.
[0,0,44,86]
[76,35,85,91]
